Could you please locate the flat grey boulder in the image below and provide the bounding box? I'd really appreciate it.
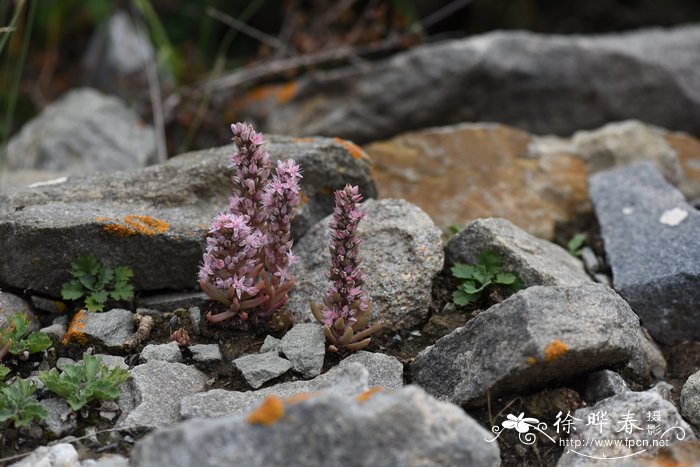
[589,161,700,344]
[681,370,700,428]
[445,218,590,287]
[80,308,134,351]
[337,351,403,389]
[279,323,325,378]
[117,360,207,428]
[288,198,444,332]
[245,26,700,143]
[557,389,695,466]
[0,136,376,296]
[412,283,640,406]
[181,362,369,419]
[233,352,293,389]
[189,344,222,363]
[132,385,500,467]
[5,88,155,174]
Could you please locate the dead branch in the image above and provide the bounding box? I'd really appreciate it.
[123,314,154,350]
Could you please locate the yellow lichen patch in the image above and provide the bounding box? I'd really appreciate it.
[544,339,569,362]
[299,191,308,206]
[334,137,369,160]
[246,396,285,426]
[62,310,88,346]
[356,386,383,403]
[526,356,537,365]
[285,392,319,405]
[97,215,169,237]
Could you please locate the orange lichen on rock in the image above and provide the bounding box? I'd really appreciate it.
[544,339,569,362]
[356,386,383,403]
[334,137,369,160]
[245,81,298,105]
[526,356,537,365]
[299,191,308,206]
[98,215,169,237]
[246,395,285,426]
[292,137,317,143]
[62,310,88,346]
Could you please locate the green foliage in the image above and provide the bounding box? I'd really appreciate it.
[39,353,130,412]
[61,255,135,312]
[567,233,587,257]
[0,313,51,356]
[447,224,463,235]
[451,250,523,306]
[0,379,47,428]
[0,364,10,385]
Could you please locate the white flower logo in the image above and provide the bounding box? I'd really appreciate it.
[502,413,540,433]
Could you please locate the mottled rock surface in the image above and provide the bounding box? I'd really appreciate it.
[279,323,325,378]
[233,352,293,389]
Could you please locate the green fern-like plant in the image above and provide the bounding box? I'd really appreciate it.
[0,313,51,358]
[39,353,130,411]
[61,255,135,312]
[0,379,47,428]
[451,250,523,306]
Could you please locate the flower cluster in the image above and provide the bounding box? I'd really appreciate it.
[199,123,302,324]
[311,185,381,351]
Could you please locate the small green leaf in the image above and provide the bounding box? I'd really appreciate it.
[447,224,463,235]
[110,282,134,301]
[73,255,100,277]
[451,263,476,279]
[84,296,105,313]
[96,266,114,290]
[461,280,489,294]
[472,265,493,285]
[495,272,517,285]
[24,332,52,354]
[478,250,502,272]
[453,289,478,306]
[0,364,10,382]
[61,280,85,300]
[113,266,134,283]
[567,233,587,257]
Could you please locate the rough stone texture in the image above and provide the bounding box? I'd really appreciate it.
[0,291,39,331]
[9,443,79,467]
[259,335,281,354]
[589,162,700,344]
[181,362,370,419]
[94,354,129,371]
[233,352,293,389]
[137,292,209,313]
[279,323,325,378]
[557,389,696,466]
[622,326,667,386]
[40,323,66,344]
[81,455,130,467]
[412,283,640,406]
[681,370,700,428]
[5,88,155,174]
[247,26,700,144]
[188,307,201,335]
[365,121,700,238]
[133,386,501,467]
[140,342,182,363]
[81,308,134,351]
[337,351,403,389]
[288,199,444,332]
[117,360,207,428]
[0,136,376,297]
[56,357,77,371]
[445,218,590,287]
[189,344,222,363]
[40,397,76,437]
[583,370,629,403]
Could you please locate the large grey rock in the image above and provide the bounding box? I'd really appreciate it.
[5,88,155,174]
[557,389,695,466]
[0,136,376,296]
[589,162,700,344]
[133,385,500,467]
[337,351,403,389]
[137,292,209,313]
[9,443,79,467]
[94,353,129,371]
[181,362,370,419]
[40,397,76,437]
[233,352,293,389]
[81,308,134,351]
[412,283,640,406]
[140,342,182,363]
[288,199,444,331]
[279,323,325,378]
[445,217,590,287]
[189,344,222,363]
[242,26,700,144]
[681,370,700,428]
[117,360,207,428]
